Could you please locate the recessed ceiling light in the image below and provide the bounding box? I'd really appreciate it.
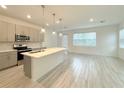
[27,14,31,19]
[1,5,7,9]
[89,18,94,22]
[46,23,49,26]
[52,32,56,35]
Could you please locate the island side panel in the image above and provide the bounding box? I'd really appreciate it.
[23,56,32,78]
[31,50,67,81]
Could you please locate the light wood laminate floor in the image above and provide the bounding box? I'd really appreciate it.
[0,53,124,88]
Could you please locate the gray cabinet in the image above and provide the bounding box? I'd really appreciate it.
[29,27,41,42]
[8,51,17,67]
[7,23,16,42]
[0,51,17,70]
[40,32,44,42]
[16,24,29,35]
[0,20,15,42]
[34,28,41,42]
[29,28,36,42]
[0,20,44,42]
[16,24,42,42]
[0,21,8,42]
[0,53,8,69]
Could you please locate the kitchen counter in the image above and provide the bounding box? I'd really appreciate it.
[0,49,17,53]
[22,47,67,81]
[21,48,66,58]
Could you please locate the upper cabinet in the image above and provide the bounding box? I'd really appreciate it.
[0,20,44,42]
[0,21,8,41]
[29,28,36,42]
[16,24,42,42]
[40,31,44,42]
[0,20,15,42]
[7,23,16,42]
[16,24,30,35]
[29,27,41,42]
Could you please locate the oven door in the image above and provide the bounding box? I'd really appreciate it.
[18,51,24,60]
[17,49,32,61]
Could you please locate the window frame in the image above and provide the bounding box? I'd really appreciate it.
[119,29,124,49]
[72,32,96,47]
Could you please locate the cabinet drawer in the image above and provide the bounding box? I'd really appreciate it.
[0,51,17,70]
[0,55,8,70]
[8,54,17,67]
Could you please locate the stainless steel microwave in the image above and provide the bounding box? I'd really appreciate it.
[15,34,30,41]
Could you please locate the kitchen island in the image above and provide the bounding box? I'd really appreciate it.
[21,48,67,81]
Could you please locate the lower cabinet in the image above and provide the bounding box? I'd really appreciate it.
[0,51,17,70]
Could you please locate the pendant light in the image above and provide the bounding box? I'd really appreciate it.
[41,5,46,33]
[52,13,56,35]
[59,18,63,36]
[56,18,62,24]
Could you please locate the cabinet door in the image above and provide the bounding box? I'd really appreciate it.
[34,28,42,42]
[23,26,30,36]
[29,28,34,42]
[0,52,17,70]
[0,53,8,70]
[29,28,37,42]
[8,54,17,67]
[7,23,16,42]
[36,29,41,42]
[0,21,8,42]
[15,24,24,35]
[40,31,44,42]
[34,28,39,42]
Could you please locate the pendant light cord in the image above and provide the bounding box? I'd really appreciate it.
[41,5,45,28]
[53,13,55,31]
[41,5,45,16]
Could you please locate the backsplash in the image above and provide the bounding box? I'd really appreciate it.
[0,43,13,50]
[0,42,41,50]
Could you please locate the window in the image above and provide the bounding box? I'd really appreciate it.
[73,32,96,46]
[120,29,124,48]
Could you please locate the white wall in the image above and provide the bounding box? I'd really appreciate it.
[118,22,124,60]
[58,25,118,57]
[44,30,57,48]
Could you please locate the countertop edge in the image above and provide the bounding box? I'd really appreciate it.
[21,48,66,58]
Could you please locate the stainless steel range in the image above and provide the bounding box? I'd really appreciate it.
[13,44,32,61]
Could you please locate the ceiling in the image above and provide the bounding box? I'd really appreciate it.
[0,5,124,31]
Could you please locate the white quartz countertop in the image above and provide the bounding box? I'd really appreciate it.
[21,48,66,58]
[0,49,17,53]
